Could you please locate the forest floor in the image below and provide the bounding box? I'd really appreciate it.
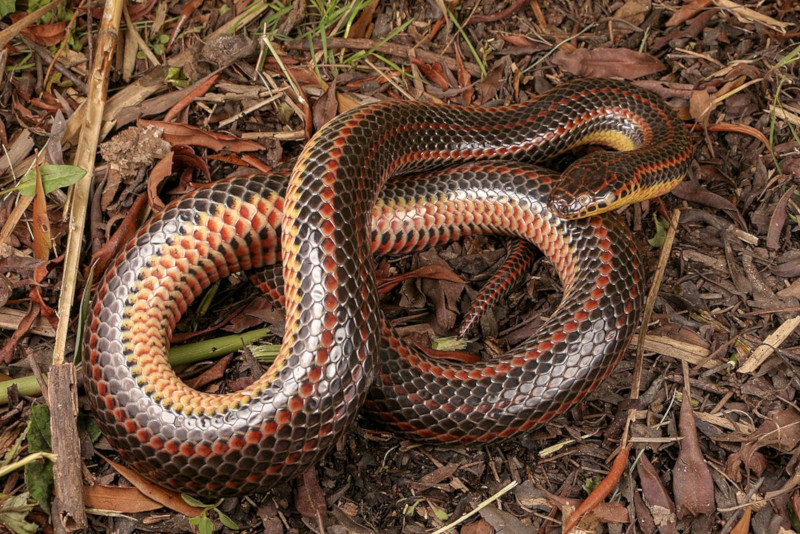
[1,1,800,533]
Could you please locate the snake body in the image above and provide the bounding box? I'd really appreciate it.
[85,78,691,495]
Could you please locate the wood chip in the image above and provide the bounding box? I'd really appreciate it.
[738,315,800,374]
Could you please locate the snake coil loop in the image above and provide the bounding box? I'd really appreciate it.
[85,78,691,496]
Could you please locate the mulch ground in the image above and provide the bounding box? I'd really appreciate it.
[1,1,800,533]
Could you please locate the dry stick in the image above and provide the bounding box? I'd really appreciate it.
[49,1,123,532]
[624,208,682,444]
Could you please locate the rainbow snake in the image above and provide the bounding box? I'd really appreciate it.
[84,78,692,495]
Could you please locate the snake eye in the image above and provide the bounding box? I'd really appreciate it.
[577,193,593,207]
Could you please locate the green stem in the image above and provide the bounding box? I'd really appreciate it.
[0,328,273,405]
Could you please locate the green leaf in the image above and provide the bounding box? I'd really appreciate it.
[431,336,467,351]
[189,513,214,534]
[25,405,54,515]
[25,459,53,516]
[432,507,449,521]
[648,214,669,248]
[181,494,209,508]
[27,404,51,452]
[217,510,238,530]
[0,493,38,534]
[166,67,189,88]
[11,165,86,196]
[81,415,102,442]
[0,1,15,19]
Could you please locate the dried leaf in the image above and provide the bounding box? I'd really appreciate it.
[479,62,505,104]
[83,485,162,513]
[348,0,376,38]
[410,56,449,91]
[713,0,791,33]
[614,0,651,25]
[88,193,148,277]
[770,257,800,278]
[409,463,459,491]
[767,185,796,250]
[637,454,677,533]
[552,48,665,79]
[689,89,715,125]
[729,506,751,534]
[377,264,464,295]
[665,0,714,27]
[740,408,800,465]
[313,81,339,131]
[673,398,715,518]
[31,164,51,260]
[460,519,494,534]
[138,120,264,152]
[147,151,174,212]
[479,506,530,534]
[101,455,203,517]
[671,180,747,228]
[20,20,68,46]
[295,468,327,520]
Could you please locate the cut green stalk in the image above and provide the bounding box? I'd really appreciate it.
[0,328,273,405]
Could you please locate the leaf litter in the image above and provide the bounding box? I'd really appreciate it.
[0,0,799,532]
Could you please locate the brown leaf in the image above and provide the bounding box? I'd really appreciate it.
[740,408,800,465]
[19,19,68,46]
[377,264,464,295]
[164,73,221,123]
[410,56,450,91]
[87,193,149,277]
[706,122,772,152]
[139,120,264,152]
[417,250,465,332]
[689,89,715,125]
[729,506,751,534]
[184,354,235,389]
[614,0,651,26]
[454,47,474,105]
[665,0,714,27]
[637,454,677,533]
[101,455,203,517]
[32,163,51,260]
[460,519,494,534]
[147,151,174,212]
[295,468,327,520]
[770,257,800,278]
[673,398,715,518]
[348,0,376,38]
[672,180,747,228]
[0,302,40,364]
[633,490,657,534]
[0,276,10,308]
[479,506,530,534]
[409,463,460,491]
[313,81,339,132]
[552,48,665,79]
[479,62,505,104]
[767,185,796,250]
[84,485,162,513]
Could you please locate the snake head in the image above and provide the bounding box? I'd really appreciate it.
[549,167,620,219]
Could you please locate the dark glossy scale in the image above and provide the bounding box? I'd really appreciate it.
[85,78,691,496]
